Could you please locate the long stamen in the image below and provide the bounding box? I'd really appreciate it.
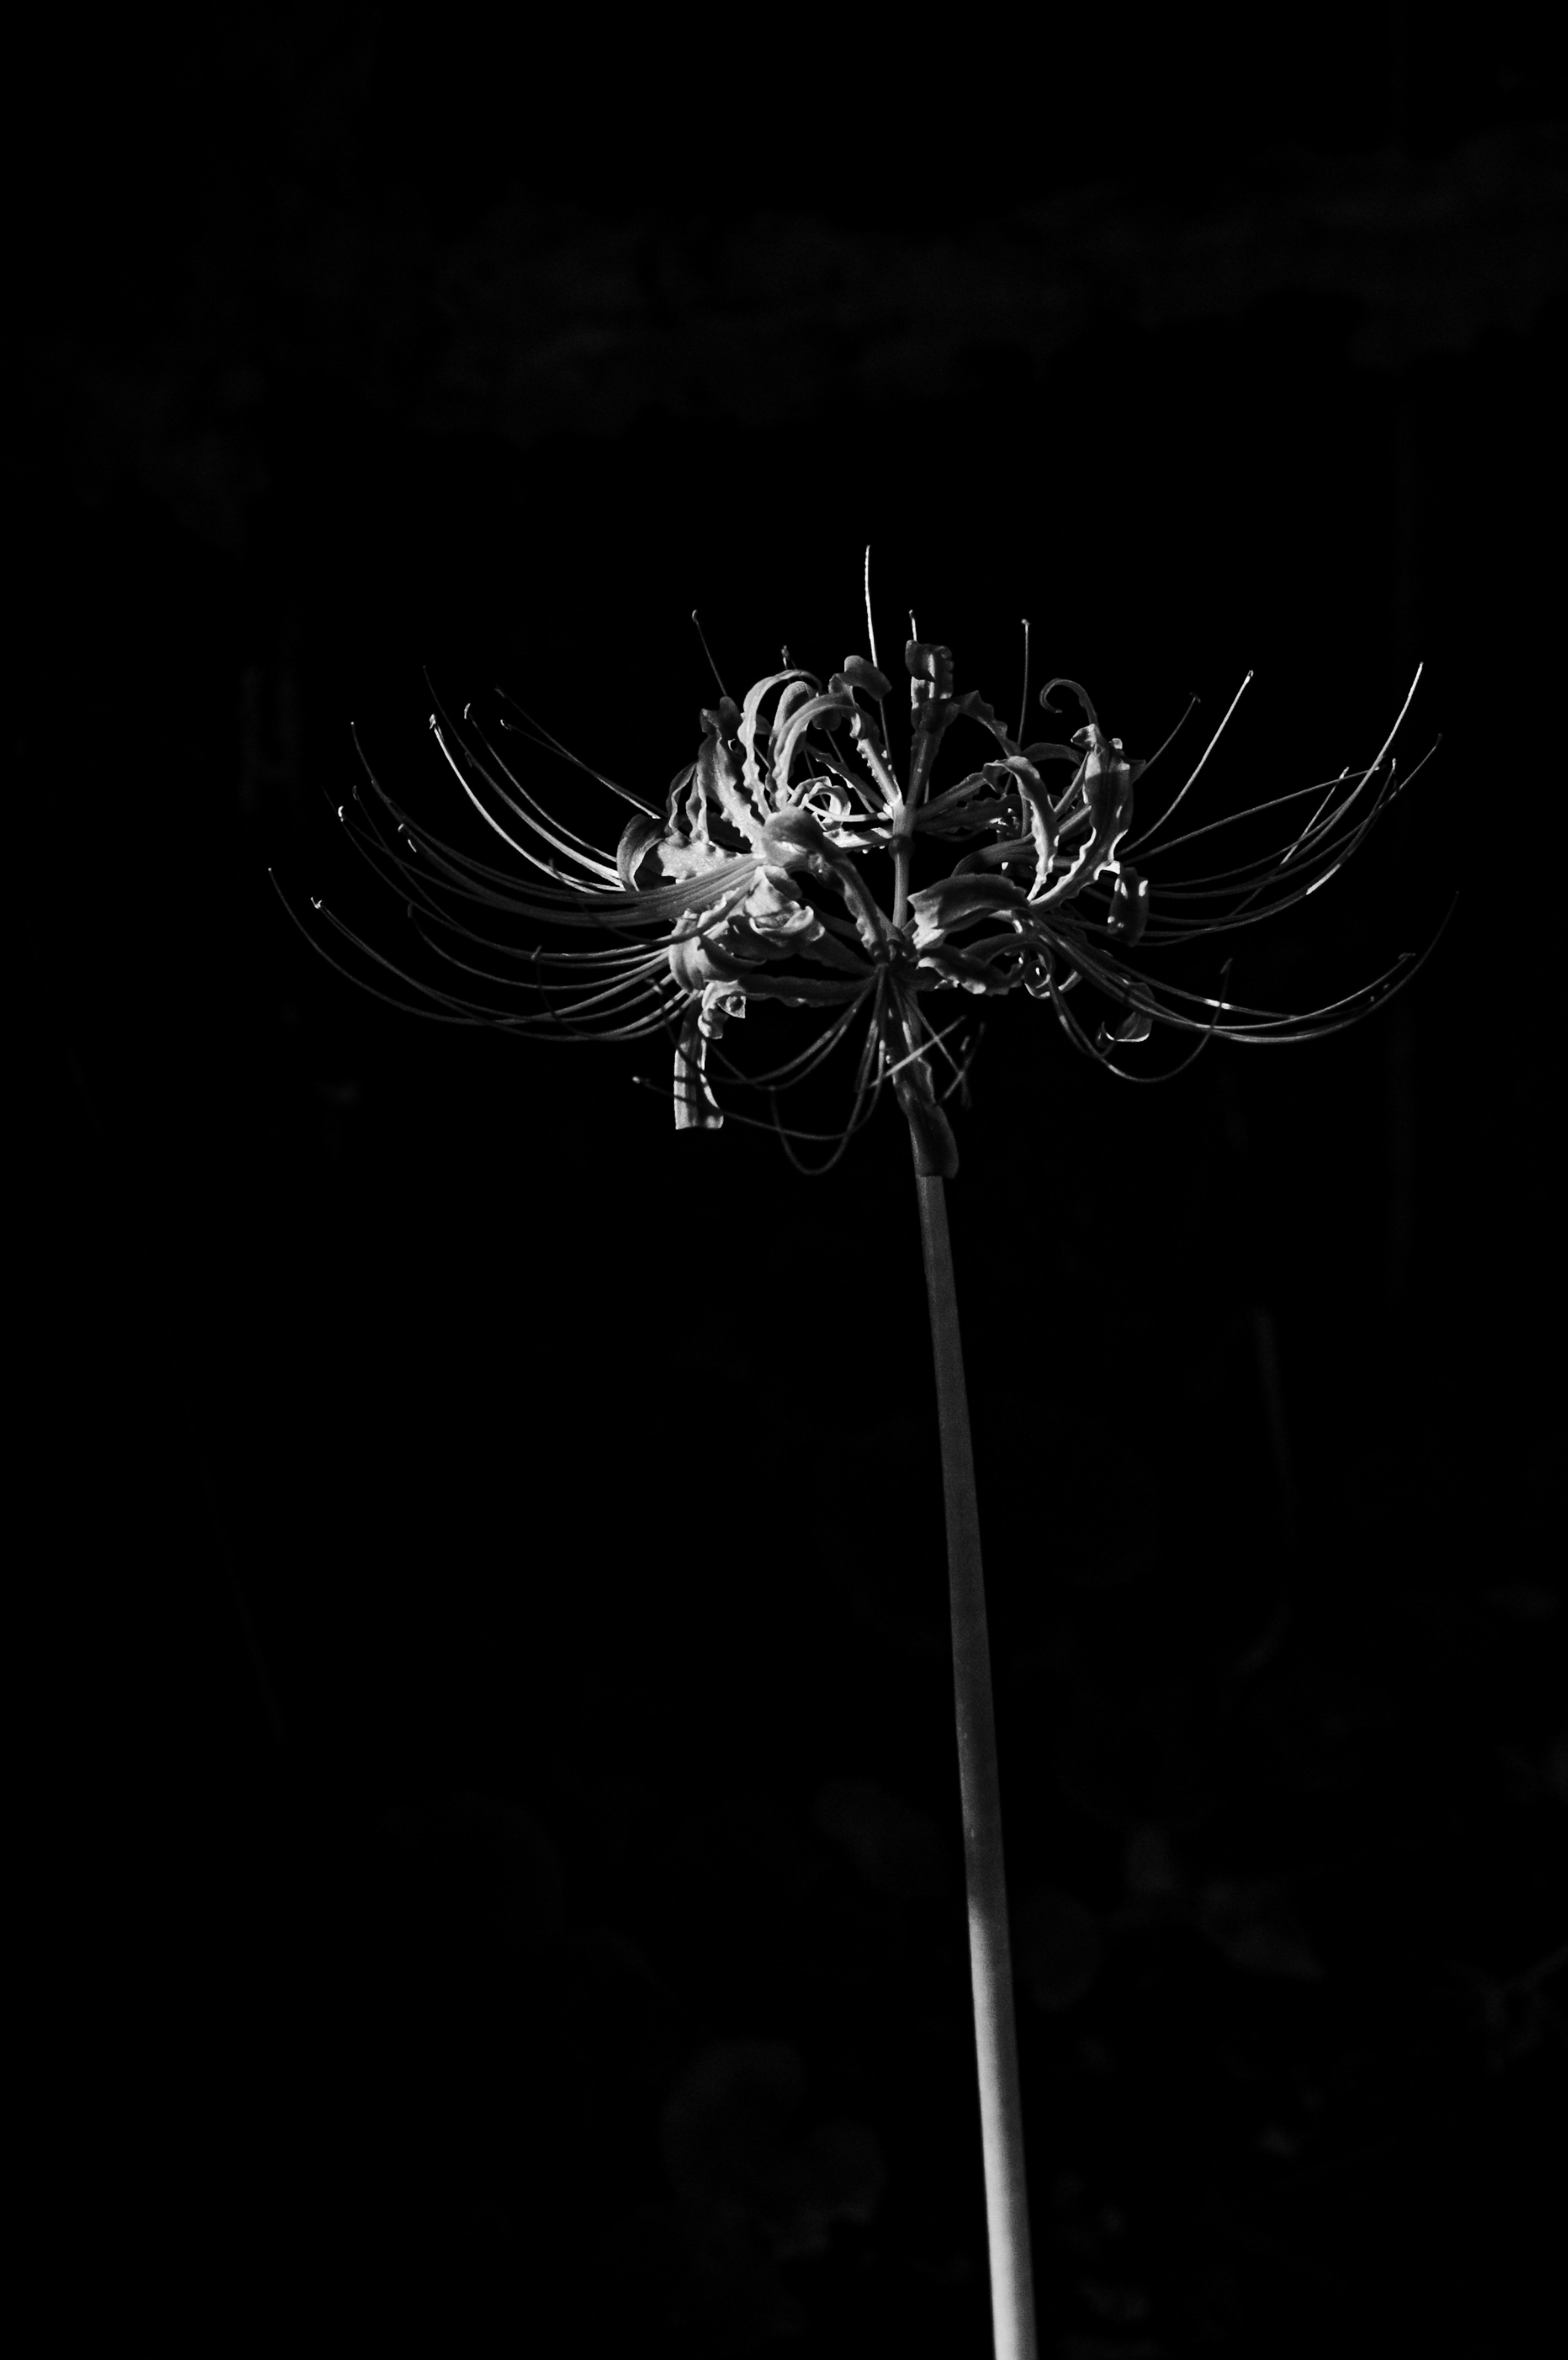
[429,703,623,889]
[706,992,874,1091]
[456,691,646,856]
[692,609,729,701]
[1147,744,1434,939]
[1125,670,1253,855]
[489,686,663,818]
[1135,692,1200,780]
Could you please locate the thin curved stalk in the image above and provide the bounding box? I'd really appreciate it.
[914,1163,1038,2360]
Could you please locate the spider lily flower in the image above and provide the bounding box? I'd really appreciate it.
[270,613,1443,2360]
[277,642,1438,1175]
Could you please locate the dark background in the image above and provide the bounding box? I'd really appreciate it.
[14,7,1564,2353]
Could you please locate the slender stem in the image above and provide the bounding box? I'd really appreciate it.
[915,1166,1038,2360]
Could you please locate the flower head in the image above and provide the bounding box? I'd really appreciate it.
[279,616,1437,1176]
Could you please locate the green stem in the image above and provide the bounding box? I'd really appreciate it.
[914,1166,1038,2360]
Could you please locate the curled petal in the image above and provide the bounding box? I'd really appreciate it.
[832,655,892,699]
[737,669,815,800]
[668,926,760,991]
[1039,677,1098,727]
[616,811,665,889]
[1109,866,1149,945]
[1035,732,1142,908]
[695,712,764,841]
[908,872,1028,949]
[770,691,861,790]
[1097,1009,1154,1050]
[698,978,747,1038]
[916,943,1004,994]
[906,641,955,701]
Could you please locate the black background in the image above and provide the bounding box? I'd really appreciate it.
[13,8,1565,2353]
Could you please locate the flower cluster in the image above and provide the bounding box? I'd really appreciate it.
[282,633,1433,1174]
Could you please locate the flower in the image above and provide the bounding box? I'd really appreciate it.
[279,630,1437,1176]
